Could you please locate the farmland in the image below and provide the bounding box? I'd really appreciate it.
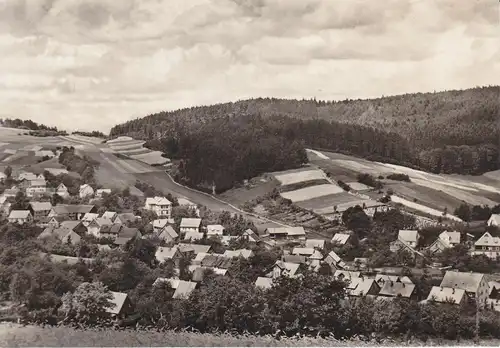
[274,168,326,186]
[106,136,169,166]
[281,184,344,202]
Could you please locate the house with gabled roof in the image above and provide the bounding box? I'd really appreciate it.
[305,239,325,249]
[79,184,95,198]
[190,266,229,282]
[223,249,254,259]
[272,261,300,279]
[101,211,118,222]
[82,213,99,227]
[440,270,489,307]
[378,280,416,299]
[425,286,466,305]
[347,276,380,297]
[60,220,87,235]
[106,292,133,318]
[324,251,346,270]
[206,224,224,237]
[29,201,52,222]
[145,196,172,218]
[153,278,197,299]
[429,231,461,254]
[178,243,211,256]
[488,214,500,227]
[26,179,47,197]
[155,246,182,264]
[184,230,204,241]
[180,218,202,235]
[157,225,179,243]
[8,210,32,225]
[38,226,81,245]
[48,204,96,220]
[255,277,273,290]
[151,218,175,233]
[266,227,306,240]
[397,230,420,248]
[241,228,260,243]
[56,183,69,198]
[472,232,500,259]
[334,270,361,282]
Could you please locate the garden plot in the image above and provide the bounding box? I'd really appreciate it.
[64,135,103,145]
[391,195,462,222]
[130,151,170,166]
[281,184,344,202]
[296,191,360,210]
[274,169,326,186]
[347,182,372,191]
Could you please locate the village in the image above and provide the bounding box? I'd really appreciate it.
[1,161,500,321]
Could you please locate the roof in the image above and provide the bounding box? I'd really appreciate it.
[193,252,209,264]
[375,274,401,283]
[266,226,306,236]
[155,247,179,262]
[255,277,273,290]
[201,254,234,269]
[488,214,500,225]
[8,210,31,219]
[274,261,300,277]
[398,230,419,244]
[427,286,466,304]
[180,218,202,228]
[489,281,500,296]
[159,225,178,240]
[29,179,46,187]
[348,278,378,297]
[29,201,52,212]
[79,184,94,192]
[334,270,361,280]
[440,231,461,245]
[440,271,485,293]
[242,229,260,242]
[60,220,83,231]
[145,196,172,206]
[332,233,350,245]
[152,218,174,229]
[379,281,416,298]
[154,278,197,299]
[101,211,117,220]
[107,292,128,315]
[113,236,134,246]
[283,254,307,264]
[93,217,113,227]
[223,249,254,259]
[206,224,224,235]
[51,204,95,215]
[305,239,325,249]
[82,213,99,221]
[292,247,315,256]
[475,232,500,247]
[178,243,211,254]
[39,227,80,244]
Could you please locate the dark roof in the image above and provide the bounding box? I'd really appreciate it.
[100,223,124,234]
[283,254,307,264]
[52,204,95,214]
[200,255,234,269]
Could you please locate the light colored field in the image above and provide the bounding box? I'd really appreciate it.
[130,151,170,165]
[297,191,360,211]
[391,195,462,222]
[274,169,326,186]
[65,134,104,145]
[331,159,375,172]
[107,136,134,144]
[306,148,330,159]
[109,141,146,151]
[281,184,344,202]
[347,182,371,191]
[116,147,151,155]
[116,159,152,174]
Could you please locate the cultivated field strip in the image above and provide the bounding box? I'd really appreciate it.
[391,195,462,221]
[274,169,326,186]
[116,159,153,174]
[130,151,169,165]
[296,191,361,210]
[281,183,344,202]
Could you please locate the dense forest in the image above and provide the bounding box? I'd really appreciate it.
[110,86,500,189]
[72,131,107,138]
[0,118,66,134]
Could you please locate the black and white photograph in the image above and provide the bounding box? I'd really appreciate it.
[0,0,498,346]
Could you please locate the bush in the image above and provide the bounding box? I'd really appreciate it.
[387,173,411,182]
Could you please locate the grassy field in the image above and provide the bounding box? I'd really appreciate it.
[106,136,168,166]
[281,184,345,202]
[296,192,361,211]
[0,324,499,347]
[274,168,326,186]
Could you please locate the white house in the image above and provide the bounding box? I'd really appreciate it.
[266,227,306,240]
[81,213,99,227]
[79,184,95,198]
[26,179,47,197]
[8,210,33,225]
[488,214,500,227]
[472,232,500,259]
[180,218,202,235]
[152,218,175,234]
[429,231,461,253]
[95,189,112,198]
[397,230,420,248]
[144,196,172,218]
[101,211,118,221]
[440,271,489,307]
[206,224,224,237]
[56,183,70,198]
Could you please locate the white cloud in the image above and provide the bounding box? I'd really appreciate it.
[0,0,497,131]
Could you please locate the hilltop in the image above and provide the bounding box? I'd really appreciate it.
[109,86,499,192]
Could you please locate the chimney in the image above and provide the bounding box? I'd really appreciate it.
[390,280,394,287]
[440,286,443,291]
[452,287,455,294]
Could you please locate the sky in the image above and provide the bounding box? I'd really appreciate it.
[0,0,498,132]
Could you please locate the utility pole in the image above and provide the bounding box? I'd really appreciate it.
[475,296,480,344]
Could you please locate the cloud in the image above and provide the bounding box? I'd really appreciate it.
[0,0,497,131]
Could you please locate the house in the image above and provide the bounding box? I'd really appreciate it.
[0,195,11,217]
[29,201,52,221]
[240,229,261,243]
[56,183,69,198]
[3,186,19,198]
[100,224,139,241]
[206,224,225,237]
[192,252,210,265]
[283,254,307,264]
[8,210,33,224]
[87,218,113,237]
[223,249,254,259]
[487,214,500,227]
[266,227,306,240]
[17,171,38,182]
[95,189,112,198]
[101,211,118,222]
[347,277,380,297]
[38,226,81,245]
[153,278,197,299]
[375,274,401,285]
[331,233,351,246]
[184,230,204,241]
[79,184,95,198]
[47,216,65,228]
[48,204,96,220]
[378,281,416,299]
[429,231,461,253]
[180,218,202,235]
[115,212,139,225]
[177,198,200,217]
[255,277,273,290]
[440,271,489,307]
[177,243,211,257]
[157,225,179,243]
[151,218,174,233]
[489,281,500,299]
[26,179,47,197]
[292,247,323,260]
[81,213,99,227]
[60,220,87,235]
[397,230,420,248]
[106,292,133,318]
[200,254,234,269]
[472,232,500,259]
[324,251,347,269]
[155,246,182,264]
[305,239,325,249]
[426,286,466,305]
[144,196,172,218]
[273,261,300,278]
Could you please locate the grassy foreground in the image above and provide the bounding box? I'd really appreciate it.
[0,323,500,347]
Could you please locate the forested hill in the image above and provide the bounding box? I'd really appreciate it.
[110,86,499,187]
